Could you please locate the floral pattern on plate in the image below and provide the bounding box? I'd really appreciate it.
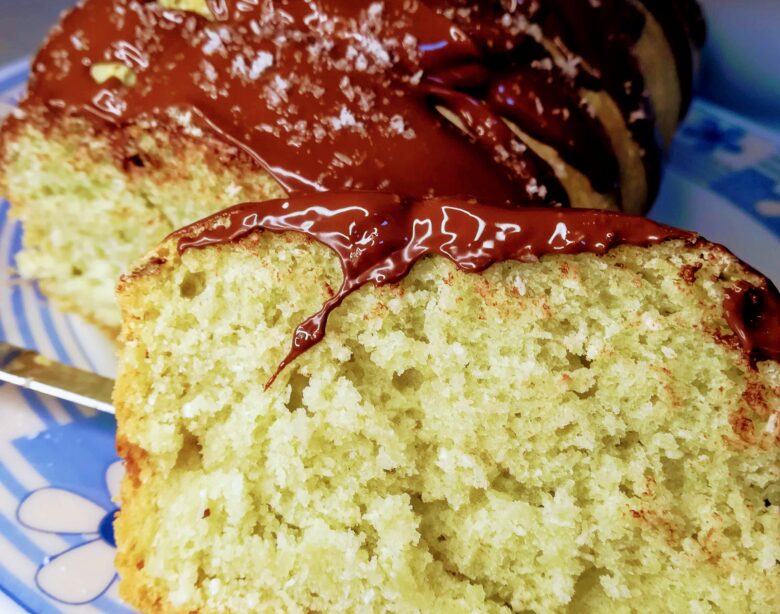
[17,461,122,605]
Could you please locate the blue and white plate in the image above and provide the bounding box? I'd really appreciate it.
[1,57,779,613]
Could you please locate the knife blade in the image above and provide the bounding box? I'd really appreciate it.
[0,342,114,414]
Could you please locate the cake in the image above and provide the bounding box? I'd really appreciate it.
[114,192,779,613]
[0,0,704,332]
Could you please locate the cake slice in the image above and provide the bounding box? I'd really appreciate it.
[0,0,704,332]
[114,193,779,613]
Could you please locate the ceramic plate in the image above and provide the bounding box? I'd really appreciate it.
[0,57,778,613]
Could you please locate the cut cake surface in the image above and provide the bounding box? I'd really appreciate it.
[114,194,779,613]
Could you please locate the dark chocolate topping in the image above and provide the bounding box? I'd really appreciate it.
[176,192,707,385]
[724,281,780,364]
[21,0,701,211]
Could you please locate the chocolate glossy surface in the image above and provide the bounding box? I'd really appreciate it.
[22,0,701,211]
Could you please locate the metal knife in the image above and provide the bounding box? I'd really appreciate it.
[0,342,114,414]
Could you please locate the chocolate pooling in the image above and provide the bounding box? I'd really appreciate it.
[21,0,702,210]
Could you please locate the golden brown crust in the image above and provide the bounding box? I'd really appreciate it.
[114,251,198,614]
[0,111,21,198]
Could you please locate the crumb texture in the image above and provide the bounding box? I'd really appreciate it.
[0,117,282,331]
[115,235,779,613]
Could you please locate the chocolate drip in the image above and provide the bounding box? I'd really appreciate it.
[724,281,780,364]
[176,192,699,385]
[18,0,700,211]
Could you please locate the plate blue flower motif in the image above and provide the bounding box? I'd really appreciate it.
[17,461,122,605]
[0,56,778,613]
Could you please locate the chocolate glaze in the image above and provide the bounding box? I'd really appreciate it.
[724,281,780,364]
[176,192,709,385]
[638,0,706,118]
[19,0,701,211]
[493,0,663,197]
